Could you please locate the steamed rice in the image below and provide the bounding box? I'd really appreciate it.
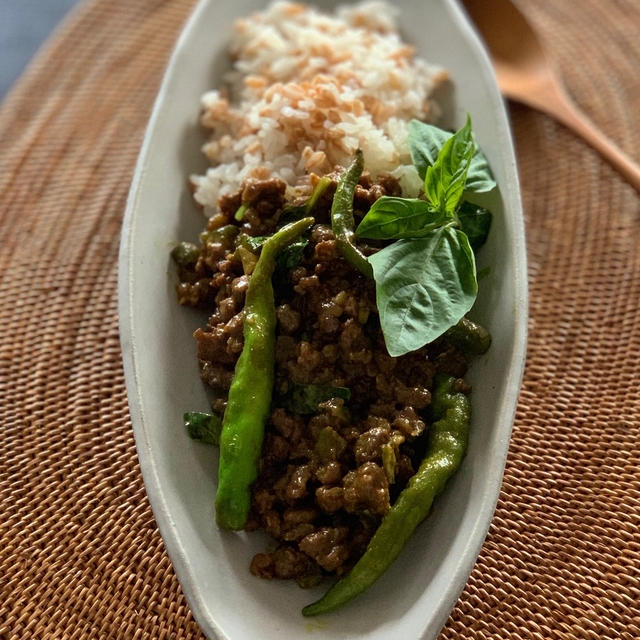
[191,0,448,213]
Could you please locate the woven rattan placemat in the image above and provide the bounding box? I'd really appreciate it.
[1,0,639,638]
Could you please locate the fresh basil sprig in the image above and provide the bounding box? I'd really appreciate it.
[356,115,495,357]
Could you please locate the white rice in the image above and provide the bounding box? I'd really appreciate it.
[191,0,448,213]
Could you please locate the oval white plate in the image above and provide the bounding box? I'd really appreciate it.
[119,1,527,638]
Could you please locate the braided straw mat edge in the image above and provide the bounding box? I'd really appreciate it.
[1,0,639,638]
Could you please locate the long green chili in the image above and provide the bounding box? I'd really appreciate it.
[215,216,315,530]
[331,150,373,278]
[302,374,470,616]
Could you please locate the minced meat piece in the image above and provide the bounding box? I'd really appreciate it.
[315,486,344,514]
[354,424,391,464]
[315,461,342,484]
[299,527,350,572]
[343,462,390,516]
[392,406,427,438]
[250,545,316,581]
[276,304,301,334]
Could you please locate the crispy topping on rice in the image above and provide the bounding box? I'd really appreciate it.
[190,0,449,213]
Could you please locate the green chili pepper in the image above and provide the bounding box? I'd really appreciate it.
[331,150,373,278]
[215,216,315,530]
[302,374,470,616]
[443,317,492,356]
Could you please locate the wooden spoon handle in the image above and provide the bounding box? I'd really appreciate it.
[545,90,640,193]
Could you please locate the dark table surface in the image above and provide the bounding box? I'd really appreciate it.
[0,0,83,98]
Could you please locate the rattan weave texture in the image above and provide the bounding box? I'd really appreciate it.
[1,1,639,639]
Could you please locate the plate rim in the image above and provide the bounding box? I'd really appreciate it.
[118,1,528,638]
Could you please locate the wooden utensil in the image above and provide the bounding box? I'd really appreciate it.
[463,0,640,193]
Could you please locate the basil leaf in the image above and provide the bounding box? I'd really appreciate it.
[272,238,309,290]
[369,227,477,357]
[241,235,269,251]
[278,205,308,227]
[408,119,448,175]
[276,238,308,270]
[238,234,308,266]
[424,116,475,215]
[457,201,492,251]
[281,383,351,415]
[409,119,496,193]
[355,196,443,240]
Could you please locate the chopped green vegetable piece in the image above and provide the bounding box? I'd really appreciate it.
[171,242,199,267]
[314,427,347,463]
[277,204,307,227]
[234,203,248,221]
[236,234,269,252]
[276,238,308,271]
[443,317,492,356]
[200,224,239,247]
[184,412,222,445]
[235,245,258,275]
[281,383,351,415]
[381,443,396,484]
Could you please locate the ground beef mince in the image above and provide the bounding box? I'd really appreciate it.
[175,174,471,586]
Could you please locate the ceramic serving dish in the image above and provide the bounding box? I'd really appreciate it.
[118,1,527,638]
